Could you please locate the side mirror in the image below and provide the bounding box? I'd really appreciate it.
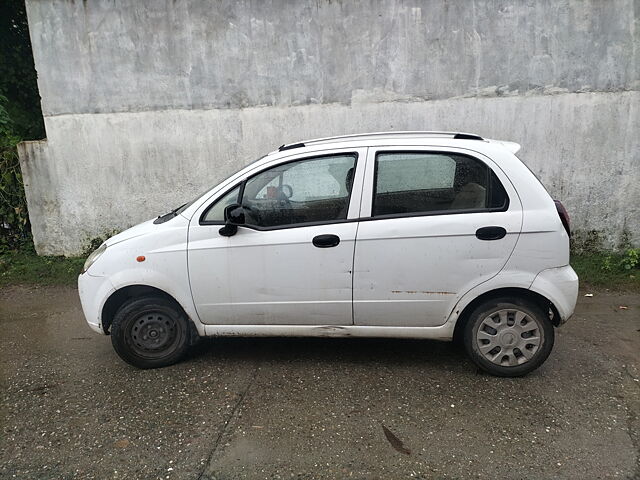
[219,204,245,237]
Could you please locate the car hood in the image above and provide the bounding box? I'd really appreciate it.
[102,212,190,250]
[104,218,158,247]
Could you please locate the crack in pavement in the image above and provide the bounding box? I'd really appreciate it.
[197,364,260,480]
[621,367,640,480]
[625,406,640,480]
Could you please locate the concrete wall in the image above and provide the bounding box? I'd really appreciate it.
[22,0,640,255]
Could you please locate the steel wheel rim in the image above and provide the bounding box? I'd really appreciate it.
[127,310,180,359]
[475,308,543,367]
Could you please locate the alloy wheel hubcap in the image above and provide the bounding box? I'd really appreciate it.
[476,309,542,366]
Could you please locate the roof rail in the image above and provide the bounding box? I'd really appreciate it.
[278,142,305,151]
[303,131,484,144]
[275,131,484,152]
[453,133,483,140]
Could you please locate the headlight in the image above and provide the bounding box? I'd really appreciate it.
[82,244,107,274]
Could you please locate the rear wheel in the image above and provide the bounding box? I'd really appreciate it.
[111,296,190,369]
[463,298,554,377]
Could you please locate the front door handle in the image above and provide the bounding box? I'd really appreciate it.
[475,226,507,241]
[312,234,340,248]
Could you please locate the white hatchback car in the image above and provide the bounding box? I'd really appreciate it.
[79,131,578,376]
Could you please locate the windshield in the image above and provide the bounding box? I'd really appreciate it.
[172,154,267,215]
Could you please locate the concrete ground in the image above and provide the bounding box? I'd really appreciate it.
[0,286,638,480]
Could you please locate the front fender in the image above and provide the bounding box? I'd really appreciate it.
[108,268,205,335]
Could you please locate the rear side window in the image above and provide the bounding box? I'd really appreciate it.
[373,152,508,217]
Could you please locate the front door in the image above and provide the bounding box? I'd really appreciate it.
[188,149,365,325]
[353,147,522,327]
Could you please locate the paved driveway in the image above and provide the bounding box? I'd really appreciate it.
[1,286,638,479]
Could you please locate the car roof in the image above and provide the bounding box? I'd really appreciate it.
[270,131,521,156]
[179,131,522,220]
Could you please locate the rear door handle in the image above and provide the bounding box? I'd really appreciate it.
[475,226,507,241]
[313,234,340,248]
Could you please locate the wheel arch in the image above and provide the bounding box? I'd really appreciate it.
[452,287,561,343]
[101,285,198,341]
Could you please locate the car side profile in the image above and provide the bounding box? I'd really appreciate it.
[78,131,578,376]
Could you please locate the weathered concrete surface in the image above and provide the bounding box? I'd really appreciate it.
[25,0,640,115]
[24,91,640,256]
[1,286,639,479]
[21,0,640,254]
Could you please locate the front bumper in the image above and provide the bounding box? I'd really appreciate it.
[78,272,115,334]
[530,265,579,325]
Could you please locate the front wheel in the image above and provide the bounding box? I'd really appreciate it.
[463,298,555,377]
[111,296,191,369]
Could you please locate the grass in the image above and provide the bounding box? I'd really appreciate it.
[0,249,638,292]
[0,249,85,287]
[571,252,640,292]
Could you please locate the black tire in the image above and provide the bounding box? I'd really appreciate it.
[463,297,555,377]
[111,296,191,369]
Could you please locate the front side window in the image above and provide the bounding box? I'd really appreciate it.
[241,154,356,228]
[201,186,241,223]
[373,152,508,217]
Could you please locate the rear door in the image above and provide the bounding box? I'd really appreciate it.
[353,147,522,327]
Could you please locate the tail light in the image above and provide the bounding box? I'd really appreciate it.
[554,200,570,236]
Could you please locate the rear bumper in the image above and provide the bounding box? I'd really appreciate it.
[78,273,114,334]
[530,265,579,325]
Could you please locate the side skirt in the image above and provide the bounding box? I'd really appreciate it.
[202,323,455,341]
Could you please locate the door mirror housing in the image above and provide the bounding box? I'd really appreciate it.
[224,204,245,225]
[219,204,245,237]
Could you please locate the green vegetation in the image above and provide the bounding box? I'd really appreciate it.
[571,250,640,292]
[0,100,30,252]
[569,229,640,291]
[0,1,45,253]
[0,2,90,285]
[0,248,84,287]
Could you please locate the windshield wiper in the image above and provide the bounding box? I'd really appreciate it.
[171,203,187,215]
[153,203,186,224]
